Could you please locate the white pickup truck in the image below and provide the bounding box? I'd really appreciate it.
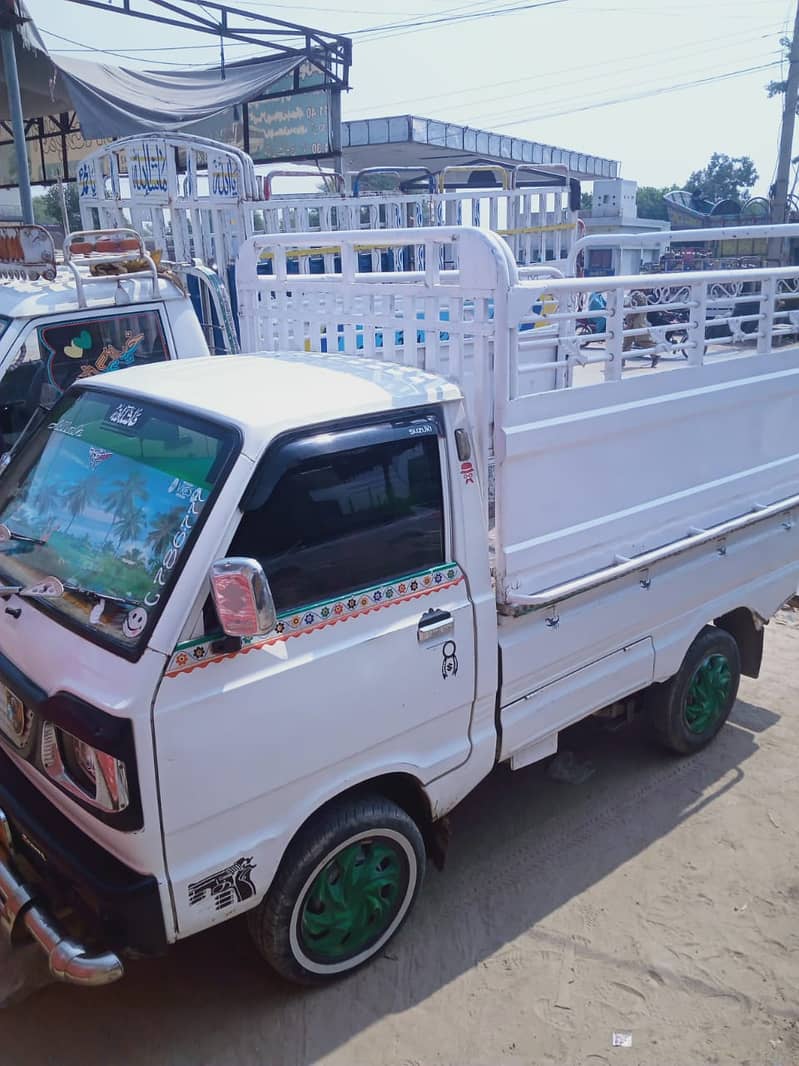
[0,224,236,455]
[0,227,797,988]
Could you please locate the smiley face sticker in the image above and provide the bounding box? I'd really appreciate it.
[122,606,148,639]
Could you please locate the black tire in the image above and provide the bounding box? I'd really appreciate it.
[575,323,593,347]
[666,328,689,358]
[248,794,425,985]
[645,626,741,755]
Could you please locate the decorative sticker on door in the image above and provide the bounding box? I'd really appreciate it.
[441,640,459,679]
[166,563,464,677]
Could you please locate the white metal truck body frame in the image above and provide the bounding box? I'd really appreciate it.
[77,136,577,284]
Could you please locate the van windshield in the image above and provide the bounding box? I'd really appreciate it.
[0,386,238,657]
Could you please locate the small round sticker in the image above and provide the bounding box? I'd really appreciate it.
[123,606,148,639]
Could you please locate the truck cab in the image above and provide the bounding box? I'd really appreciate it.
[0,352,495,985]
[0,225,233,453]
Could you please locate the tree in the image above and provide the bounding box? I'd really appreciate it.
[316,172,404,194]
[580,191,593,211]
[102,472,148,549]
[684,153,758,204]
[767,36,793,104]
[635,185,679,221]
[32,183,82,233]
[60,476,99,534]
[148,506,185,565]
[113,507,143,551]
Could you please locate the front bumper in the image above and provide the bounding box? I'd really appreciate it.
[0,810,123,985]
[0,745,168,985]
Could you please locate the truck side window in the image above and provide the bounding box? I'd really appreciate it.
[229,435,445,614]
[37,310,169,396]
[0,311,170,452]
[0,338,45,449]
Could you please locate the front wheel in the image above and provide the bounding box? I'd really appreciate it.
[645,626,741,754]
[248,795,425,984]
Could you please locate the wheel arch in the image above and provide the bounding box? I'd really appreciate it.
[714,607,765,679]
[283,771,446,875]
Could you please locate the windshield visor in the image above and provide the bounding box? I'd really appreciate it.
[0,387,239,657]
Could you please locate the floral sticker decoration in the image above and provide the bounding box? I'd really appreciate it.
[167,563,464,676]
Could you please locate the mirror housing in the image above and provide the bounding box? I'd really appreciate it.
[209,557,277,639]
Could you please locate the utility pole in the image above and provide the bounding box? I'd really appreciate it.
[769,0,799,264]
[0,0,33,223]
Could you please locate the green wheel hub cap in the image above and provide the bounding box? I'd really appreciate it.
[685,653,732,734]
[299,837,408,962]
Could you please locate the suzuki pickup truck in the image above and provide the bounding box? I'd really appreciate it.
[0,227,797,988]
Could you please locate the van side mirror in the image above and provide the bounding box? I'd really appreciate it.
[209,557,277,638]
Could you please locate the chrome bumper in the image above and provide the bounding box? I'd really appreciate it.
[0,809,124,987]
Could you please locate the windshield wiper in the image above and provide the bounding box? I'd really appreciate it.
[62,582,143,609]
[0,523,47,547]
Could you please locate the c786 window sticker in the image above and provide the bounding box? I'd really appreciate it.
[143,487,206,609]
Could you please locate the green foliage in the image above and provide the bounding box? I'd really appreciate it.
[766,37,792,102]
[767,78,789,98]
[31,183,82,232]
[635,185,679,220]
[354,172,401,193]
[684,153,758,203]
[580,191,593,210]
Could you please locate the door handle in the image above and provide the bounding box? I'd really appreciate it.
[417,609,454,643]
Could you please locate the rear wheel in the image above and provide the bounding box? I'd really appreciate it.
[646,626,740,754]
[248,795,425,984]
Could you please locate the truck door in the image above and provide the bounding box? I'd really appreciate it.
[0,307,173,450]
[153,410,477,937]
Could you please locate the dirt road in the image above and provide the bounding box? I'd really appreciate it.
[2,621,798,1066]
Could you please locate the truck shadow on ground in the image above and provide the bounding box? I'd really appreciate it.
[1,699,777,1066]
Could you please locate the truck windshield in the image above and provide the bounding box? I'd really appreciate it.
[0,386,238,657]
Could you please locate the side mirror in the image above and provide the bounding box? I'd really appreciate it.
[209,557,277,639]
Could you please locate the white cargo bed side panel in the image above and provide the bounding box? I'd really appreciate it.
[497,501,799,759]
[495,349,799,601]
[499,638,654,761]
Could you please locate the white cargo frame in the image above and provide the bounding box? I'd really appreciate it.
[257,184,576,269]
[78,136,576,281]
[78,135,259,273]
[238,225,799,615]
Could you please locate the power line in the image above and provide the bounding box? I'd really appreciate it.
[352,0,777,45]
[40,0,509,64]
[347,0,572,39]
[443,49,783,127]
[344,21,783,118]
[487,61,782,129]
[204,0,431,11]
[41,32,250,53]
[39,25,305,66]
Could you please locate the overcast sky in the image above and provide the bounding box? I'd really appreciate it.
[24,0,796,195]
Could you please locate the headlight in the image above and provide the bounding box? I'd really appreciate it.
[41,723,129,813]
[0,684,36,758]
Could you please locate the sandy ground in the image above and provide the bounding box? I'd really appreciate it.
[2,621,799,1066]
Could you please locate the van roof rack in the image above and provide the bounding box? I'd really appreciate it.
[0,224,57,282]
[63,229,160,308]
